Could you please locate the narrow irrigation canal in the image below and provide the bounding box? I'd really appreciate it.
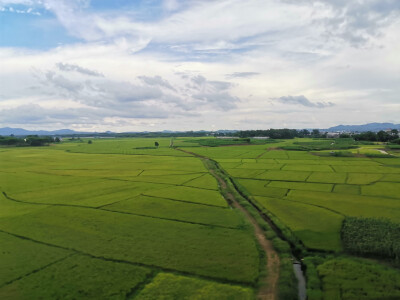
[176,148,307,300]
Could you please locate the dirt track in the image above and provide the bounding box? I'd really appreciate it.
[177,148,280,300]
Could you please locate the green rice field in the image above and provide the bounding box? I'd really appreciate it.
[1,137,399,299]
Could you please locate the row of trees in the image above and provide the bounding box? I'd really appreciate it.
[234,129,323,139]
[0,135,59,146]
[349,130,399,143]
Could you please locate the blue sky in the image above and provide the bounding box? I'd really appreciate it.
[0,0,399,131]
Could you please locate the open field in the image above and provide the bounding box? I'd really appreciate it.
[1,137,400,299]
[0,141,262,299]
[186,137,400,299]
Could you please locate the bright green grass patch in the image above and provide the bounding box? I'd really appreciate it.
[257,170,311,182]
[0,195,48,219]
[136,273,254,300]
[259,151,289,159]
[282,164,333,172]
[237,163,283,170]
[254,196,343,251]
[113,173,203,185]
[236,179,288,198]
[306,172,347,184]
[267,181,333,192]
[140,169,205,176]
[317,258,400,300]
[333,184,360,195]
[0,254,151,300]
[0,171,96,195]
[105,195,244,228]
[10,180,166,207]
[361,182,400,199]
[183,173,219,190]
[218,162,243,169]
[143,185,228,207]
[287,190,400,222]
[215,159,242,163]
[224,168,265,179]
[332,165,400,173]
[0,231,71,286]
[0,206,259,283]
[346,173,383,184]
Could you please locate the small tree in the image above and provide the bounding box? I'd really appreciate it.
[155,141,159,148]
[88,140,92,144]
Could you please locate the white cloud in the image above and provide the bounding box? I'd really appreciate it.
[0,0,399,131]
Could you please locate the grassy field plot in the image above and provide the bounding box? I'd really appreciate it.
[332,165,400,173]
[0,254,151,300]
[346,172,383,184]
[224,168,266,179]
[361,182,400,199]
[136,273,254,300]
[143,185,228,207]
[306,172,347,184]
[237,163,283,170]
[332,184,360,195]
[0,231,71,287]
[9,179,166,207]
[0,206,259,283]
[317,258,400,300]
[183,173,219,190]
[287,190,400,222]
[237,179,288,198]
[254,196,343,251]
[267,181,333,192]
[256,170,311,182]
[282,164,333,172]
[105,195,244,228]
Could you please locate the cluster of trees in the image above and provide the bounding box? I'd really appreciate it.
[234,129,324,139]
[350,130,399,143]
[0,135,59,146]
[342,217,400,261]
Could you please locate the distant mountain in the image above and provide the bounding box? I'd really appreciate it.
[327,123,400,132]
[0,127,84,136]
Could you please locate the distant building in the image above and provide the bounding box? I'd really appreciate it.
[326,132,340,138]
[253,137,270,140]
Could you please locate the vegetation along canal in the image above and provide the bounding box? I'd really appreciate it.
[176,148,307,300]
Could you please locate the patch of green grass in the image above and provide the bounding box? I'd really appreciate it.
[317,257,400,300]
[0,254,151,300]
[236,179,288,198]
[268,181,333,192]
[183,173,219,190]
[346,172,383,184]
[256,170,311,181]
[143,185,228,207]
[224,168,266,179]
[287,190,400,222]
[254,196,343,251]
[332,184,360,195]
[282,164,333,172]
[136,273,254,300]
[0,231,71,287]
[105,195,245,228]
[361,182,400,199]
[237,163,283,170]
[306,172,347,184]
[0,206,259,283]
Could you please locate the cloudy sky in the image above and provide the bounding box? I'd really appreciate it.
[0,0,399,132]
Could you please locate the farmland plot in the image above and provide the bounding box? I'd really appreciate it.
[0,142,261,299]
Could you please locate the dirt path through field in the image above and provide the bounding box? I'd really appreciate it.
[177,148,280,300]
